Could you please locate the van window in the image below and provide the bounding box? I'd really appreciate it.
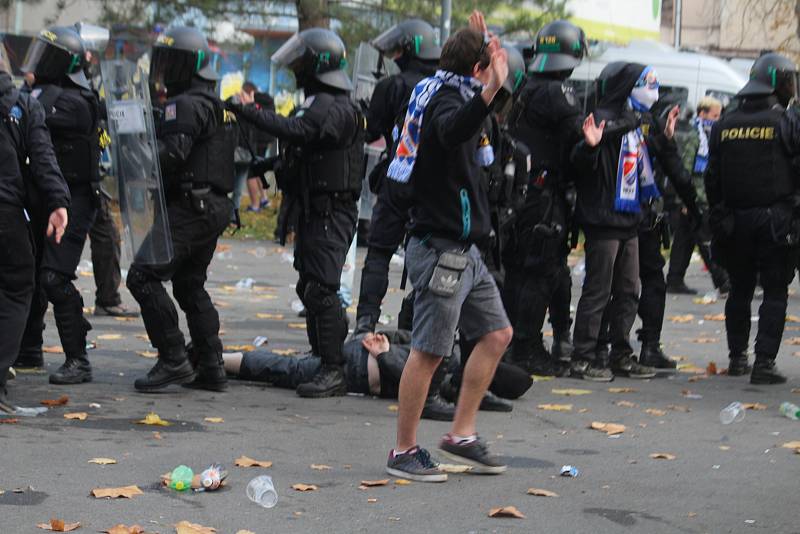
[659,85,689,108]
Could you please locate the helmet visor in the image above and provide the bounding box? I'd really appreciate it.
[76,23,109,53]
[371,25,404,56]
[21,39,79,78]
[271,34,308,70]
[150,46,197,88]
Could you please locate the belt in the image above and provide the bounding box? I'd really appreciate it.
[419,235,471,254]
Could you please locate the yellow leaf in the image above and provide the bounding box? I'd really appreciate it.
[256,313,284,319]
[272,348,298,356]
[615,400,637,408]
[692,337,718,344]
[97,334,123,340]
[787,315,800,323]
[88,458,117,465]
[719,445,731,451]
[608,387,637,393]
[234,455,272,468]
[91,485,143,499]
[136,412,171,426]
[742,403,767,411]
[677,363,706,374]
[531,375,555,382]
[42,345,63,354]
[310,464,331,470]
[667,405,691,412]
[551,388,593,396]
[235,531,256,534]
[175,520,217,534]
[394,479,412,486]
[204,417,224,423]
[590,421,626,435]
[704,313,726,321]
[488,506,525,519]
[367,498,378,503]
[527,487,559,497]
[644,409,667,417]
[136,351,157,359]
[360,479,389,487]
[288,323,307,329]
[668,314,694,323]
[387,404,399,412]
[649,453,676,460]
[36,519,81,531]
[64,412,88,421]
[103,525,144,534]
[537,403,573,412]
[224,345,255,352]
[292,483,318,492]
[780,441,800,450]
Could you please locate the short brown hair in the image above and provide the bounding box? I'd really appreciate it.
[439,28,489,76]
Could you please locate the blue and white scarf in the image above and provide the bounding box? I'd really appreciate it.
[692,117,712,174]
[614,128,660,213]
[387,70,483,183]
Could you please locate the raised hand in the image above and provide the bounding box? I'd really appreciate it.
[664,105,680,139]
[469,10,488,36]
[583,113,606,147]
[47,207,68,244]
[238,90,255,105]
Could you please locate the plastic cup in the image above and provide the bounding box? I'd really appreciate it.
[719,401,745,424]
[246,475,278,508]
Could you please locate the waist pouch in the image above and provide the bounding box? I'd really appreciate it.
[427,250,468,298]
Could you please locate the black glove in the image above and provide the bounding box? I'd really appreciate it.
[224,96,242,113]
[248,155,278,180]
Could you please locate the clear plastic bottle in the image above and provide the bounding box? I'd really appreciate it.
[719,401,745,424]
[779,402,800,421]
[246,475,278,508]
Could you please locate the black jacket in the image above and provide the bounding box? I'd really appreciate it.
[0,73,69,213]
[407,86,493,243]
[571,63,693,239]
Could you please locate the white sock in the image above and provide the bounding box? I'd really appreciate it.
[392,446,418,457]
[449,433,477,445]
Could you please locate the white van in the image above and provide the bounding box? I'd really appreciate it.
[569,40,747,111]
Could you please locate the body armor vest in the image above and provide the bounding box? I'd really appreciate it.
[180,91,237,194]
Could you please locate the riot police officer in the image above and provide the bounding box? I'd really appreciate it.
[127,26,236,392]
[354,19,440,335]
[706,52,800,384]
[228,29,365,398]
[17,26,101,385]
[503,20,586,377]
[0,45,69,412]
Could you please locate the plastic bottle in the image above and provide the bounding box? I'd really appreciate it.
[779,402,800,421]
[235,278,255,291]
[719,401,745,424]
[169,465,194,491]
[246,475,278,508]
[198,464,224,491]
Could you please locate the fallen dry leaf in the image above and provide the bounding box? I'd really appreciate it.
[527,488,559,497]
[538,403,573,411]
[42,345,64,354]
[235,531,256,534]
[552,388,592,396]
[152,431,163,440]
[88,458,117,465]
[706,362,718,375]
[103,525,144,534]
[287,323,307,329]
[0,418,18,424]
[649,453,676,460]
[704,313,726,321]
[608,387,637,393]
[742,402,767,411]
[136,412,171,426]
[787,315,800,323]
[615,400,637,408]
[292,483,318,492]
[175,520,216,534]
[669,314,694,323]
[644,409,667,417]
[204,417,224,423]
[97,334,123,341]
[272,348,298,356]
[234,455,272,468]
[786,337,800,345]
[667,405,691,413]
[310,464,331,470]
[388,404,399,412]
[488,506,525,519]
[781,441,800,451]
[590,422,626,435]
[136,351,157,359]
[41,395,69,406]
[692,337,718,344]
[394,479,412,486]
[91,485,143,499]
[64,412,88,421]
[367,498,378,503]
[437,463,472,473]
[678,363,706,374]
[687,375,708,383]
[719,445,731,451]
[360,479,389,487]
[256,313,284,320]
[36,519,80,531]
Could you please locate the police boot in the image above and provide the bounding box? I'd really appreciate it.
[527,338,570,377]
[50,355,93,385]
[296,364,347,398]
[551,330,574,362]
[750,356,787,385]
[134,346,196,392]
[422,357,455,421]
[353,314,377,337]
[638,340,677,372]
[14,348,44,370]
[727,351,752,376]
[183,341,228,392]
[480,391,513,412]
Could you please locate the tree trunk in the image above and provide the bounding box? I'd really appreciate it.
[296,0,329,30]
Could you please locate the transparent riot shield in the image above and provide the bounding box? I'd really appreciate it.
[100,59,173,265]
[351,41,399,105]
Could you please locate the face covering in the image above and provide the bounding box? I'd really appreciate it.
[629,66,659,111]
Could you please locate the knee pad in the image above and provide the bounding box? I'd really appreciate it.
[303,280,340,314]
[172,276,210,311]
[126,267,159,301]
[40,270,79,305]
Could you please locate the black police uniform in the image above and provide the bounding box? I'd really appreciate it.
[127,80,235,391]
[20,80,101,384]
[705,96,800,380]
[232,90,364,391]
[355,61,435,331]
[504,75,583,372]
[0,72,69,403]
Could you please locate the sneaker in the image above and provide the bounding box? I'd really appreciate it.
[438,434,507,474]
[570,360,614,382]
[259,199,271,209]
[421,393,456,421]
[296,365,347,398]
[386,446,447,482]
[94,304,140,318]
[666,282,698,295]
[611,355,656,379]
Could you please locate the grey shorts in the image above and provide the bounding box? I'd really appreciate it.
[406,236,510,356]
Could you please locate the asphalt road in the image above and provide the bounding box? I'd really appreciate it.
[2,239,800,534]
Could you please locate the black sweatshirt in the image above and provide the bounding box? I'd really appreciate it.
[407,86,493,244]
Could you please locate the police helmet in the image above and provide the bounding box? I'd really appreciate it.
[150,26,218,94]
[528,20,586,74]
[494,45,528,118]
[74,22,110,54]
[739,52,798,99]
[371,19,441,61]
[21,26,90,89]
[272,28,352,91]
